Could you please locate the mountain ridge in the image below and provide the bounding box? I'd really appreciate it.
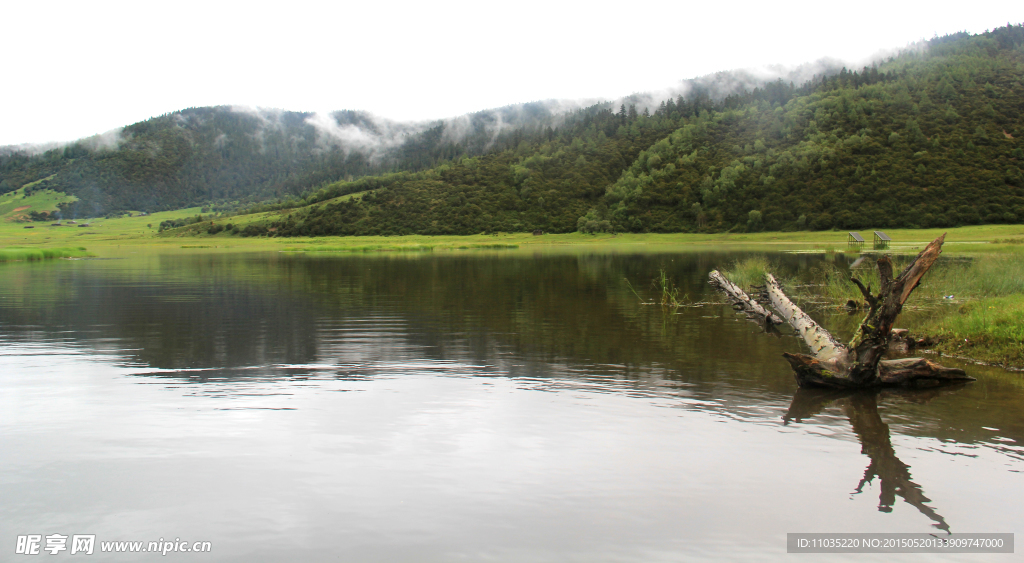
[245,25,1023,236]
[3,25,1022,235]
[0,55,859,218]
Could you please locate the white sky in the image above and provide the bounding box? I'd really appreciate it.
[1,0,1020,146]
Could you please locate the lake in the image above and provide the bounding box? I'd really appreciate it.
[1,249,1021,562]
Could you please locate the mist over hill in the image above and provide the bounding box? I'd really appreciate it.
[0,101,592,216]
[3,25,1023,235]
[262,25,1024,236]
[0,50,852,219]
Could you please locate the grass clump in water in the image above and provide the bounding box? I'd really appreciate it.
[0,247,90,262]
[654,268,686,307]
[720,255,772,289]
[624,267,688,308]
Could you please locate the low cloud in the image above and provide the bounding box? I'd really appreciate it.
[228,106,431,159]
[0,127,123,157]
[78,128,124,151]
[431,57,865,148]
[230,105,287,129]
[439,98,604,150]
[1,49,898,166]
[0,141,61,157]
[304,111,426,157]
[608,58,853,116]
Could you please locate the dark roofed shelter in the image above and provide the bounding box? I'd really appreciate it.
[848,232,864,246]
[874,231,891,250]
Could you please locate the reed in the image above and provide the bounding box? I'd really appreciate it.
[918,255,1024,299]
[654,268,685,308]
[623,267,688,308]
[0,247,90,262]
[805,254,1022,305]
[720,255,773,289]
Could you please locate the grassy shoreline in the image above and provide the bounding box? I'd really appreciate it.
[931,295,1024,368]
[4,206,1024,254]
[3,210,1021,368]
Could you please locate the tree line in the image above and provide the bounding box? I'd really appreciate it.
[263,25,1023,237]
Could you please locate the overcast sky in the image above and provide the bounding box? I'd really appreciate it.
[1,0,1019,146]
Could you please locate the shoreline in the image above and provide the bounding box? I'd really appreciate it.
[4,217,1022,370]
[4,214,1024,255]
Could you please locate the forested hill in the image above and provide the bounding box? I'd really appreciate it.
[261,25,1024,237]
[4,26,1023,232]
[0,103,580,217]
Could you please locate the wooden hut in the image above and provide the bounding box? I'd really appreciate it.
[848,232,864,247]
[873,231,891,250]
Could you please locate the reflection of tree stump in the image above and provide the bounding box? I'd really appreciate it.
[785,389,951,532]
[844,393,950,532]
[710,234,975,389]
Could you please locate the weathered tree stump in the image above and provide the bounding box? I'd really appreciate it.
[710,234,975,389]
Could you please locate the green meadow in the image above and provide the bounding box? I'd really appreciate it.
[0,178,76,221]
[5,204,1024,254]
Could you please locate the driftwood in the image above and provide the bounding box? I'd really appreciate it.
[711,234,975,389]
[765,272,846,363]
[708,270,783,330]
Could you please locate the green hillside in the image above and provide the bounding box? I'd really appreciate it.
[5,25,1023,237]
[0,177,76,223]
[0,104,574,218]
[257,25,1023,237]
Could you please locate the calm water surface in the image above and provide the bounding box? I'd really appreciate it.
[1,249,1021,562]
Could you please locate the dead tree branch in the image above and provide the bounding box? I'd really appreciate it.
[709,234,975,389]
[765,273,847,366]
[708,270,783,331]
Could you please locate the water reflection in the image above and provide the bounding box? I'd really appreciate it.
[1,251,1023,559]
[784,388,968,533]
